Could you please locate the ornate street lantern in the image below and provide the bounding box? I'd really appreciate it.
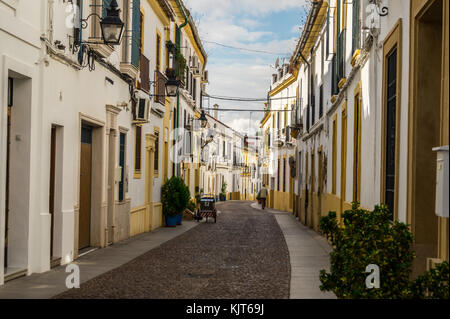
[100,0,125,45]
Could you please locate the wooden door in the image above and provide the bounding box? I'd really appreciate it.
[4,105,11,269]
[305,152,309,226]
[318,150,323,226]
[49,126,56,258]
[107,132,115,245]
[311,153,315,228]
[79,126,92,250]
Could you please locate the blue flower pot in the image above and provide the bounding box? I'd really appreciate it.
[166,215,177,227]
[176,213,182,225]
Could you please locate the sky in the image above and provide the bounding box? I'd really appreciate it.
[183,0,310,136]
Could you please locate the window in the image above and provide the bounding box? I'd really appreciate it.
[139,11,144,57]
[332,117,337,194]
[326,7,330,57]
[131,0,141,68]
[193,78,197,103]
[384,48,398,219]
[223,141,226,158]
[319,84,324,118]
[352,0,360,54]
[165,28,170,69]
[190,72,194,97]
[119,132,126,201]
[122,0,130,62]
[156,33,161,72]
[154,129,159,175]
[134,125,142,177]
[277,158,280,191]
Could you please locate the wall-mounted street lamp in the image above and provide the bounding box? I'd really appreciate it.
[165,78,181,97]
[99,0,125,45]
[369,0,389,17]
[149,69,181,98]
[77,0,124,46]
[199,110,208,128]
[73,0,125,70]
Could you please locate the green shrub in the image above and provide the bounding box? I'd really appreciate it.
[319,203,415,299]
[411,261,449,299]
[161,177,190,217]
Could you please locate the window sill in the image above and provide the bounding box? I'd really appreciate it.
[133,171,142,179]
[338,78,347,89]
[330,95,338,104]
[351,49,361,67]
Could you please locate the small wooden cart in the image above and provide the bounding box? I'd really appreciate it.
[195,196,217,223]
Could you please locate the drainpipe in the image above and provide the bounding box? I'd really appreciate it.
[174,0,188,177]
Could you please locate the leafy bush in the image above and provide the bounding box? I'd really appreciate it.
[161,177,190,217]
[319,203,415,299]
[220,182,227,197]
[411,261,449,299]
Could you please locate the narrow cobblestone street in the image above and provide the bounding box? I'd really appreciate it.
[55,201,291,299]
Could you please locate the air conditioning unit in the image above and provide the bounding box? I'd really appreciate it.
[202,70,209,83]
[133,90,150,123]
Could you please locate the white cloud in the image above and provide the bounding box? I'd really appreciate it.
[182,0,306,135]
[185,0,308,17]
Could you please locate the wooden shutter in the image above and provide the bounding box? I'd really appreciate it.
[131,0,141,68]
[352,0,360,53]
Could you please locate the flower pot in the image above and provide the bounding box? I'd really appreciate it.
[176,213,182,225]
[166,215,177,227]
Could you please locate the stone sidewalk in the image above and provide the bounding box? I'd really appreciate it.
[251,202,336,299]
[0,221,199,299]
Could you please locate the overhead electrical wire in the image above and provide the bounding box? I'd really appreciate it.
[204,108,291,112]
[201,39,291,56]
[203,93,299,102]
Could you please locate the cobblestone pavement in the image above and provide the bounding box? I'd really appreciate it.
[55,201,290,299]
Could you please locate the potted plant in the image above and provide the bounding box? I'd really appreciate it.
[219,182,227,202]
[161,176,190,227]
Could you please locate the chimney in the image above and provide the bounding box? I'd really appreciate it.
[213,104,219,120]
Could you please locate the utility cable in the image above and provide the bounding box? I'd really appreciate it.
[202,40,291,56]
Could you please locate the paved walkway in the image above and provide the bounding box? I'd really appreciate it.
[251,202,336,299]
[0,221,199,299]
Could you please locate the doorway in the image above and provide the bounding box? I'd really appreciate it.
[79,125,93,250]
[3,73,32,279]
[409,0,443,275]
[311,152,315,229]
[4,78,12,270]
[107,130,116,245]
[318,149,323,230]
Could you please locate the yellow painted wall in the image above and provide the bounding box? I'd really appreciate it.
[151,202,163,231]
[130,205,149,237]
